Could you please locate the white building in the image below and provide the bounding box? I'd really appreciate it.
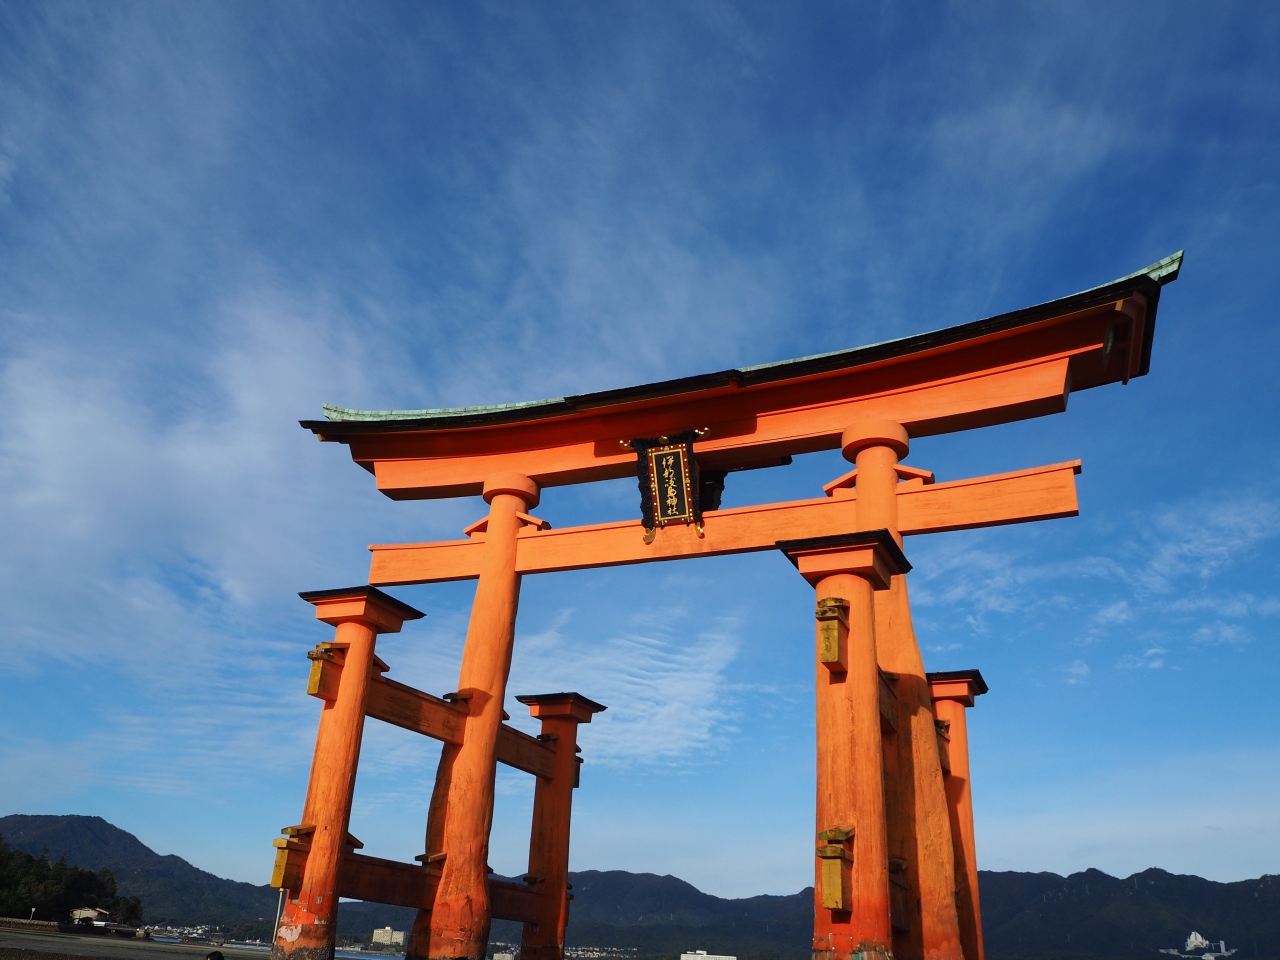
[681,951,736,960]
[372,927,406,947]
[71,907,112,923]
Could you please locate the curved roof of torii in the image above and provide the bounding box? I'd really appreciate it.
[306,251,1181,434]
[302,252,1182,500]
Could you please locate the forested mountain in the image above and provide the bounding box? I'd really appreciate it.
[0,815,278,928]
[980,868,1280,960]
[0,834,141,923]
[3,815,1277,959]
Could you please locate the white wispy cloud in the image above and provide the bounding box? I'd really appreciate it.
[909,488,1280,676]
[1130,498,1280,595]
[385,603,745,769]
[1116,648,1166,670]
[977,744,1280,882]
[1060,659,1090,684]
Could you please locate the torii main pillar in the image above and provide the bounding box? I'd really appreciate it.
[408,472,541,960]
[841,421,964,960]
[273,587,425,960]
[784,420,965,960]
[780,530,910,960]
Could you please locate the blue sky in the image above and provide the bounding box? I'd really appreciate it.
[1,2,1278,899]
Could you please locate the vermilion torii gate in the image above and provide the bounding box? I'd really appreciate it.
[270,254,1181,960]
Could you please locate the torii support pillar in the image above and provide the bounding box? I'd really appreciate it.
[416,472,542,960]
[928,670,989,960]
[273,587,425,960]
[840,420,964,960]
[517,693,607,960]
[779,529,910,960]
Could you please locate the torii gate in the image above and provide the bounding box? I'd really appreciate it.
[269,253,1182,960]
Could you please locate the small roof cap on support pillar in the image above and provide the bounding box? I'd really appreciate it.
[299,585,426,633]
[926,669,989,707]
[515,692,607,723]
[777,528,911,588]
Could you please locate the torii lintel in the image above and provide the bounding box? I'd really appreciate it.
[367,460,1082,585]
[300,252,1181,500]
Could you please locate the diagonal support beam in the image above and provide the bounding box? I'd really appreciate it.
[308,660,557,778]
[368,461,1081,586]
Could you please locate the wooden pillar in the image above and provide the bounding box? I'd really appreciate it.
[928,671,988,960]
[779,530,911,960]
[404,744,456,958]
[516,693,607,960]
[842,420,964,960]
[419,472,540,960]
[272,587,425,960]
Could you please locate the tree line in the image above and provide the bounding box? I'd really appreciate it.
[0,834,143,925]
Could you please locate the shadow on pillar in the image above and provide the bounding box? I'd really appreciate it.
[882,672,924,960]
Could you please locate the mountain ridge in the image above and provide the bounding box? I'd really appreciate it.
[2,815,1278,959]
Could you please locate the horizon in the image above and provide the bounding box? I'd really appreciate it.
[3,812,1276,901]
[1,2,1278,899]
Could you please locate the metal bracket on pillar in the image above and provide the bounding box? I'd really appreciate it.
[817,826,855,912]
[816,597,850,671]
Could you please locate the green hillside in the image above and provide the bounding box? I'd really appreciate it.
[0,815,278,928]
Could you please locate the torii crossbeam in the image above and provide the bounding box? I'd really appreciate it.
[272,253,1182,960]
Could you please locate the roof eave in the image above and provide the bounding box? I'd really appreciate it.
[302,253,1182,440]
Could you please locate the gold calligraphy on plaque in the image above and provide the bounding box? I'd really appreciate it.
[647,446,693,525]
[627,431,707,544]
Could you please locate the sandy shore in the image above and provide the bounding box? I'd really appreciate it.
[0,928,269,960]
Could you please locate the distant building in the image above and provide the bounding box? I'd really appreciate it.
[1160,932,1237,960]
[681,951,736,960]
[71,908,112,923]
[372,927,406,947]
[493,953,515,960]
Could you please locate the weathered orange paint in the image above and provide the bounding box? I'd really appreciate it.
[840,423,963,960]
[844,420,909,545]
[930,676,987,960]
[875,579,963,960]
[783,536,907,960]
[367,460,1081,586]
[275,846,542,920]
[519,694,606,960]
[420,473,540,960]
[274,590,423,960]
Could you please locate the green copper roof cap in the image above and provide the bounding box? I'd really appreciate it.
[313,252,1183,428]
[1087,249,1182,289]
[736,250,1183,378]
[323,396,568,423]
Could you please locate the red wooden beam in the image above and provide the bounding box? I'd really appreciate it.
[308,662,558,778]
[364,358,1074,498]
[368,461,1081,586]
